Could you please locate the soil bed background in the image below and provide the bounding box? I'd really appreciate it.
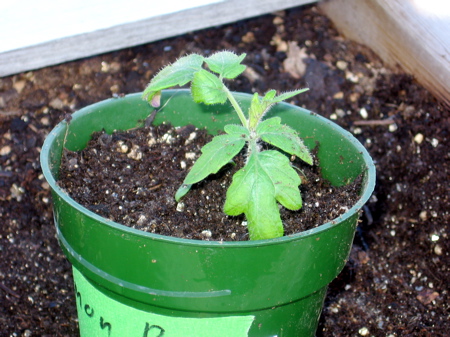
[1,4,448,336]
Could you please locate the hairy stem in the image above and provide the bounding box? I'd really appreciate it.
[223,85,248,128]
[245,136,260,165]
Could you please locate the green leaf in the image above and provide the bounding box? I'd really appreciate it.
[263,90,277,101]
[248,93,272,129]
[205,51,247,79]
[191,70,227,104]
[224,124,250,138]
[175,124,249,202]
[142,54,204,103]
[224,150,302,240]
[257,117,313,165]
[182,133,246,186]
[175,183,192,202]
[265,88,309,104]
[248,89,309,129]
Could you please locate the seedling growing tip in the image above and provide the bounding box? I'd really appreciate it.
[143,51,312,240]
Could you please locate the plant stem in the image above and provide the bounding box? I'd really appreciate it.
[223,85,248,128]
[247,137,260,162]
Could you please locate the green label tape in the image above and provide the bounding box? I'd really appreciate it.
[72,267,254,337]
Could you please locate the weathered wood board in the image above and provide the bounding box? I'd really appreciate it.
[320,0,450,106]
[0,0,316,77]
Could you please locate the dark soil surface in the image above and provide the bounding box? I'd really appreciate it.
[1,4,448,337]
[58,123,361,241]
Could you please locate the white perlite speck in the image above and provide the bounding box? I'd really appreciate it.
[116,141,128,153]
[359,107,368,119]
[176,202,185,212]
[414,133,424,144]
[201,230,212,238]
[127,145,142,160]
[358,327,369,336]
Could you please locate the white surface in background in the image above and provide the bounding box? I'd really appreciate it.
[412,0,450,17]
[0,0,222,52]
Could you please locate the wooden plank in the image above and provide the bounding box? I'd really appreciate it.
[320,0,450,106]
[0,0,316,77]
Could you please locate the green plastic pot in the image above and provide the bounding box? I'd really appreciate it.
[40,90,375,337]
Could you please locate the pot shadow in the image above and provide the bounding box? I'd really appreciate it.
[316,204,378,336]
[316,252,358,337]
